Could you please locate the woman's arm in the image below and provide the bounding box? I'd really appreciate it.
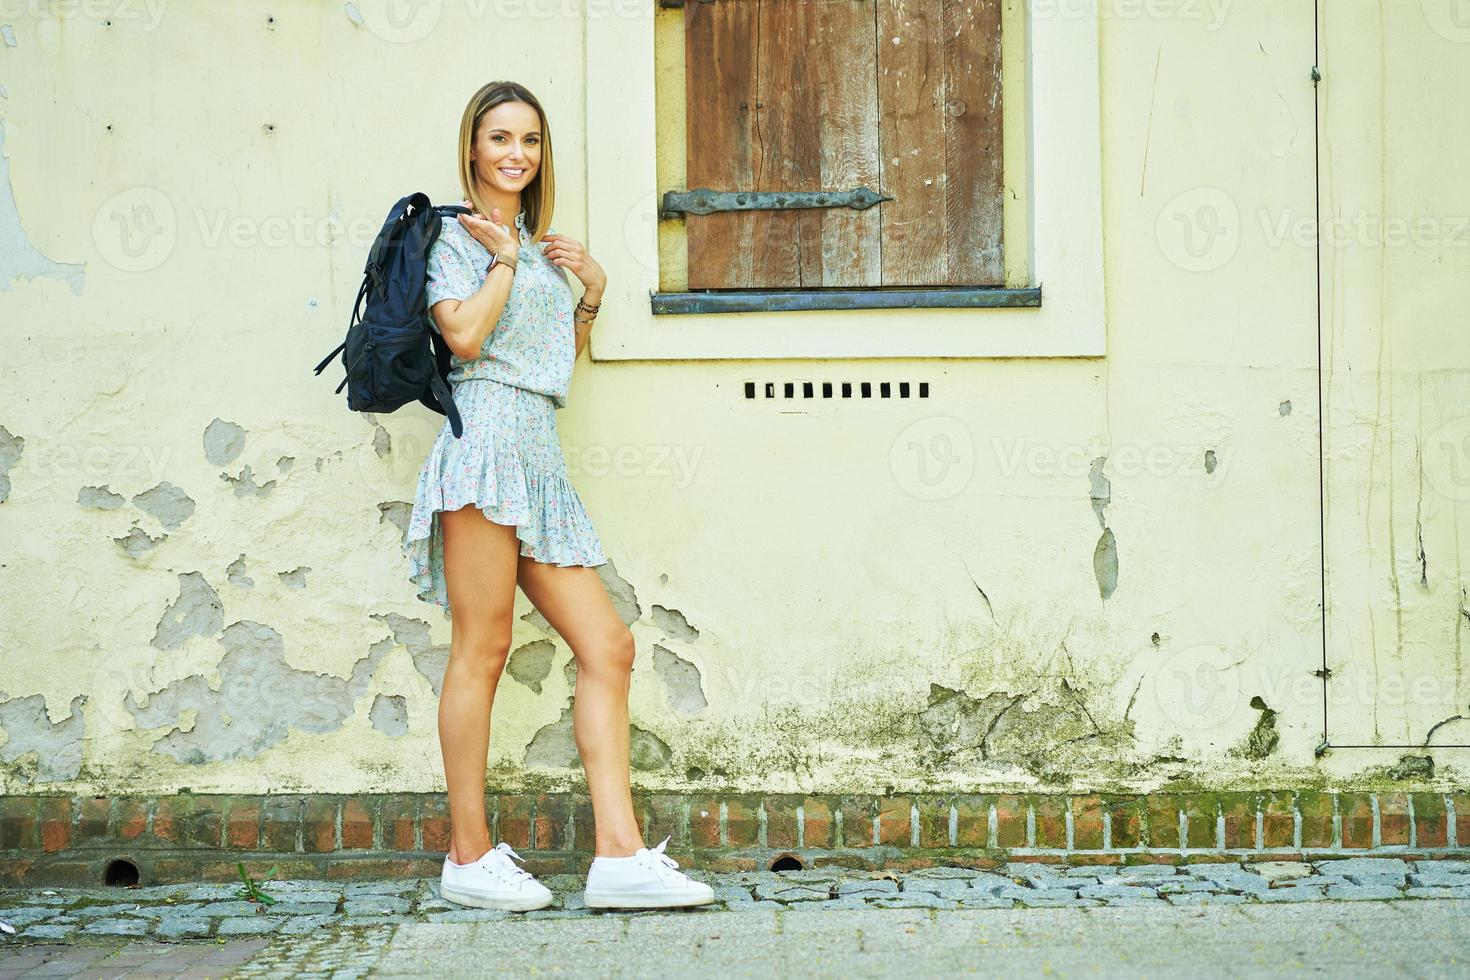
[430,248,520,360]
[572,284,601,362]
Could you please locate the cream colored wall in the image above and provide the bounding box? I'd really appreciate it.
[0,1,1465,796]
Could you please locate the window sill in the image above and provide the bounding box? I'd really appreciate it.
[649,286,1042,315]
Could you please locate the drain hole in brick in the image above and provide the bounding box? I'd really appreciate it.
[769,853,804,872]
[105,858,140,887]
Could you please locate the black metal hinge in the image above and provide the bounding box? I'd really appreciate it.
[661,186,891,220]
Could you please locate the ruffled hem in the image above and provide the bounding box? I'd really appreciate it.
[403,403,608,612]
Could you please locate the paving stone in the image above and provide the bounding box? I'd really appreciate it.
[1180,875,1270,895]
[752,881,831,902]
[956,895,1016,909]
[342,896,411,916]
[1255,862,1313,882]
[1008,872,1086,891]
[1117,866,1180,879]
[156,916,211,938]
[218,916,283,935]
[344,880,422,897]
[899,877,972,897]
[278,914,339,935]
[201,900,272,917]
[1155,879,1218,895]
[963,873,1016,895]
[1411,860,1470,875]
[1077,883,1160,900]
[1165,893,1247,906]
[1344,873,1407,888]
[0,906,58,925]
[999,887,1099,908]
[713,885,756,904]
[871,893,960,910]
[522,909,593,920]
[1255,886,1328,903]
[1063,866,1119,878]
[835,878,899,897]
[424,909,512,923]
[70,903,148,918]
[785,897,872,912]
[342,914,412,926]
[129,903,206,919]
[1409,869,1470,887]
[181,884,243,901]
[261,901,341,916]
[1325,884,1403,901]
[262,890,341,905]
[81,917,151,935]
[416,898,456,913]
[1315,858,1409,876]
[21,924,75,939]
[1100,895,1169,907]
[1405,886,1470,899]
[903,867,986,880]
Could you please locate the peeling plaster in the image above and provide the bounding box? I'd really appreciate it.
[131,482,196,530]
[0,693,85,783]
[1279,399,1292,416]
[1088,456,1110,529]
[225,555,254,588]
[221,464,276,497]
[507,640,555,694]
[0,123,85,294]
[1233,695,1280,760]
[202,418,245,466]
[369,612,450,696]
[377,501,412,544]
[369,694,408,736]
[652,643,706,714]
[524,704,671,771]
[278,566,309,590]
[1093,528,1118,600]
[115,525,163,558]
[127,620,395,763]
[277,455,295,474]
[650,605,699,643]
[150,572,223,650]
[0,425,23,503]
[343,3,365,28]
[1204,449,1217,473]
[78,485,125,510]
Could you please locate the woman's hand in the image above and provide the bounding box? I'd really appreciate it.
[458,207,520,264]
[542,233,607,296]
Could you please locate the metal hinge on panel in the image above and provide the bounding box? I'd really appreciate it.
[660,186,891,220]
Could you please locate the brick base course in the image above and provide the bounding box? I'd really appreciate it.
[1,790,1466,887]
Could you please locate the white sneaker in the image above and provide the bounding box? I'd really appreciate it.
[440,842,554,912]
[583,836,716,909]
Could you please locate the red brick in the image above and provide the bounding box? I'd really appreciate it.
[496,795,531,849]
[995,796,1026,849]
[1146,796,1181,850]
[0,797,38,850]
[568,796,594,853]
[303,797,338,853]
[1106,797,1142,849]
[954,795,989,848]
[801,798,833,849]
[1413,794,1448,849]
[534,794,570,851]
[1064,852,1124,866]
[689,798,720,848]
[152,797,187,844]
[1296,791,1334,848]
[115,798,148,841]
[1123,850,1184,865]
[916,796,952,849]
[1033,797,1066,849]
[877,797,913,847]
[1183,797,1216,849]
[725,797,759,847]
[645,794,688,848]
[381,795,417,853]
[341,798,374,850]
[764,795,801,849]
[1262,792,1294,848]
[263,796,304,852]
[1220,793,1256,850]
[1455,794,1470,848]
[838,797,876,849]
[1340,794,1373,849]
[1377,793,1410,846]
[77,797,109,839]
[224,799,261,849]
[1071,796,1104,850]
[39,798,72,853]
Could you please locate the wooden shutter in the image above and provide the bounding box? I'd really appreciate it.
[683,0,1004,290]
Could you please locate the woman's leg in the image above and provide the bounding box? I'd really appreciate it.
[438,504,523,865]
[515,559,643,857]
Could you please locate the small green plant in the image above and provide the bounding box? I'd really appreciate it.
[234,862,280,906]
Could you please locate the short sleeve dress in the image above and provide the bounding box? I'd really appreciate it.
[403,202,608,615]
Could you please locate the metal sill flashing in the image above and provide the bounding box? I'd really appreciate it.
[649,285,1042,315]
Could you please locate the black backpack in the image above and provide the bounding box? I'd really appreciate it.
[313,192,471,438]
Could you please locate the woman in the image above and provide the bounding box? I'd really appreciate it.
[402,81,713,912]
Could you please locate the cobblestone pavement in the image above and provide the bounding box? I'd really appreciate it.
[1,859,1469,976]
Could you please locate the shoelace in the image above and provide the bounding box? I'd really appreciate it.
[635,836,689,885]
[482,841,535,885]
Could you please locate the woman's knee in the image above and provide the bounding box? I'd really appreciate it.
[449,626,514,669]
[579,626,636,677]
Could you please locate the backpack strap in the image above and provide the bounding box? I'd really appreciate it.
[426,371,463,438]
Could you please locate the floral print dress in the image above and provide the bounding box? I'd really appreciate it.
[403,203,608,615]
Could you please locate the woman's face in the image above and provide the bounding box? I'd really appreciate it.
[469,100,543,196]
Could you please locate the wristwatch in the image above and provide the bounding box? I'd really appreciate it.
[485,252,516,277]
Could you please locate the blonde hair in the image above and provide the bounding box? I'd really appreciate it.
[455,81,555,243]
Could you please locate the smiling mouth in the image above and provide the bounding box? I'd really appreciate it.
[498,167,527,178]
